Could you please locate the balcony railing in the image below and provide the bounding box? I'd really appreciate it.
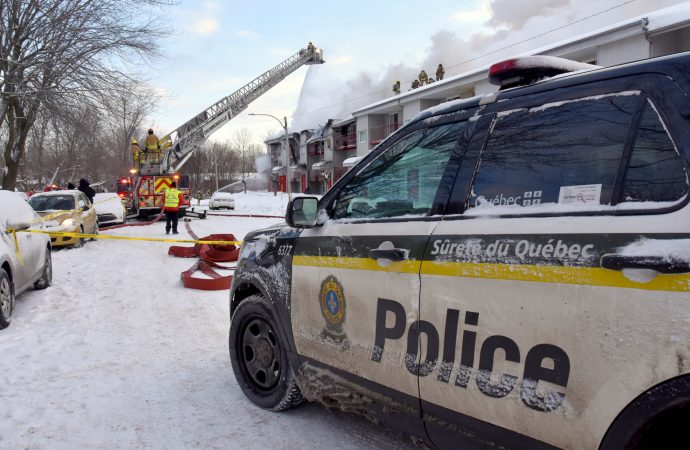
[369,123,400,145]
[336,132,357,150]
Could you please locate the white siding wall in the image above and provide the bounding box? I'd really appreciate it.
[403,100,422,123]
[597,34,650,66]
[324,135,334,162]
[651,30,679,57]
[652,29,690,57]
[355,116,368,156]
[475,78,495,96]
[681,28,690,51]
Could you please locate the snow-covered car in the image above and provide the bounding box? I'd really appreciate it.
[0,190,52,329]
[229,53,690,449]
[209,192,235,210]
[28,190,98,248]
[93,192,127,226]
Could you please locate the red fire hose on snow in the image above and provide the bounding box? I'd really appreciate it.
[167,220,240,290]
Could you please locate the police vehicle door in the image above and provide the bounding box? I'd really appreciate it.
[419,84,690,449]
[291,118,470,428]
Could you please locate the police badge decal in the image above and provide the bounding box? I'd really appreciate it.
[319,275,349,348]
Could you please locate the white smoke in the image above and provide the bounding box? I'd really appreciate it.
[254,153,271,184]
[290,0,685,127]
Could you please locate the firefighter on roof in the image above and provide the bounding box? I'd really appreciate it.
[411,79,420,89]
[392,80,401,95]
[418,69,429,85]
[436,63,445,81]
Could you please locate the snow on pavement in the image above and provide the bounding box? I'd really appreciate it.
[0,192,415,449]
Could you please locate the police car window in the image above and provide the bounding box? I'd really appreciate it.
[468,93,639,211]
[333,121,464,219]
[621,100,688,203]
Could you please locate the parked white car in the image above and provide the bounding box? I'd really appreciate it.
[209,192,235,210]
[93,192,127,226]
[0,190,52,329]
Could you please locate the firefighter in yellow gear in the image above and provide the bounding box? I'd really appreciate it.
[145,128,161,163]
[418,69,429,85]
[164,181,184,234]
[130,139,142,171]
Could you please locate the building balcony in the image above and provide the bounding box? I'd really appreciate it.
[336,132,357,150]
[369,123,400,145]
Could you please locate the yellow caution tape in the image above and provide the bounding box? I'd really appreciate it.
[12,228,242,246]
[11,229,24,266]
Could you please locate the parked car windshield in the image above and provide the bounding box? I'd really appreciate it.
[29,195,75,211]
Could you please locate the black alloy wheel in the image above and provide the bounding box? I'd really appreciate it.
[242,317,281,389]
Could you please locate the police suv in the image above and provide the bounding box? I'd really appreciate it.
[228,52,690,449]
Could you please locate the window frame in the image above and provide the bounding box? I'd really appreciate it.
[449,77,690,219]
[321,109,481,224]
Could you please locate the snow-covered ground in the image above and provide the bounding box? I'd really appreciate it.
[0,191,414,449]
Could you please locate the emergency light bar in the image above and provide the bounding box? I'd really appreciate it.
[489,55,600,90]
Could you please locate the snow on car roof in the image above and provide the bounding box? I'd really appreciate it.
[0,190,36,226]
[212,192,234,198]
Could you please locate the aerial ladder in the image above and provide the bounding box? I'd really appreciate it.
[122,43,325,218]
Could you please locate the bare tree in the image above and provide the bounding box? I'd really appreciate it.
[101,79,159,176]
[231,128,264,178]
[0,0,171,190]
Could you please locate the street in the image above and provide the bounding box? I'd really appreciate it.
[0,193,416,450]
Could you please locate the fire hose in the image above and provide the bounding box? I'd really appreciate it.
[167,220,239,290]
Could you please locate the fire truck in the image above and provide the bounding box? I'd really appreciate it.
[118,43,325,218]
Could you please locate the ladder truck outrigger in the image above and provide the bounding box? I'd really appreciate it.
[118,43,325,219]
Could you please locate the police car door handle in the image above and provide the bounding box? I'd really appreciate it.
[369,248,408,261]
[600,254,690,274]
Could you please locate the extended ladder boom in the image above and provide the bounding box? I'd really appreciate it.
[160,44,325,173]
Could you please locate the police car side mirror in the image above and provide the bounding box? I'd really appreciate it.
[286,196,319,228]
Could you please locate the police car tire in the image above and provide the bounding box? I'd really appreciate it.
[229,294,304,411]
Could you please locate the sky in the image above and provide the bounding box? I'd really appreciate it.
[145,0,687,147]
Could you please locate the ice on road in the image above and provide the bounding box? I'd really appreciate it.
[0,192,414,449]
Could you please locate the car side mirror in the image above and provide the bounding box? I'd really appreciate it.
[286,196,319,228]
[7,219,31,231]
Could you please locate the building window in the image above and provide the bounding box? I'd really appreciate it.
[358,130,367,144]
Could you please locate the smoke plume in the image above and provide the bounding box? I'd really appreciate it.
[289,0,684,130]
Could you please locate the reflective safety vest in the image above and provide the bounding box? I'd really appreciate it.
[164,188,181,209]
